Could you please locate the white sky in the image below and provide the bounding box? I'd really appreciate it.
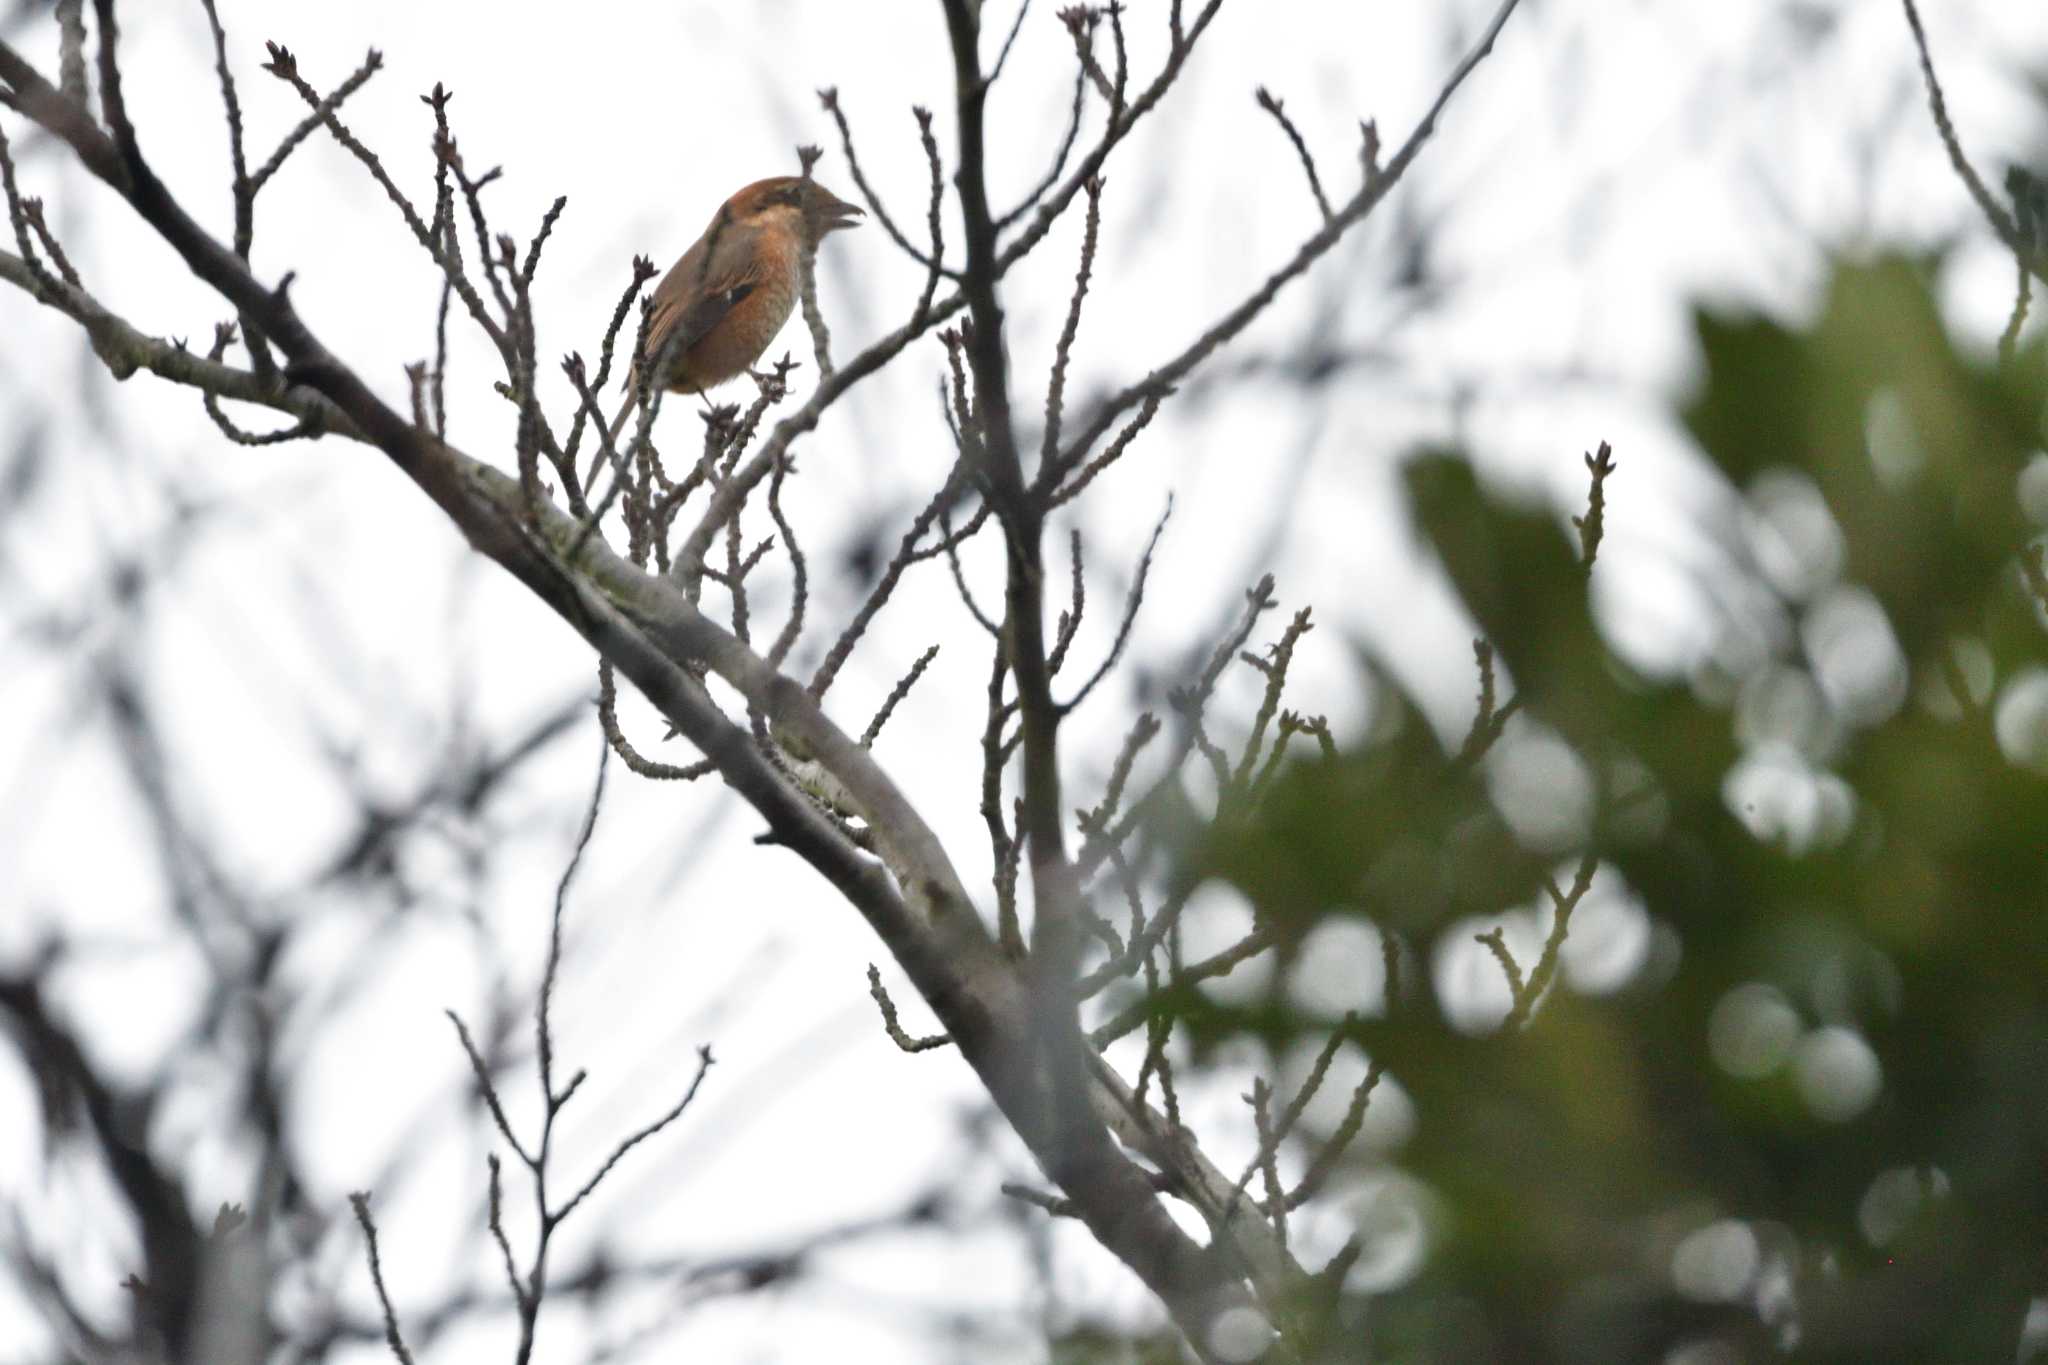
[2,0,2046,1360]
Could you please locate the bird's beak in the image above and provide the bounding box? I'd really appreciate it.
[823,199,864,233]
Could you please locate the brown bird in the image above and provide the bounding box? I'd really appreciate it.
[609,176,862,439]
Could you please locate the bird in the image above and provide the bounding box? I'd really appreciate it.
[609,175,862,440]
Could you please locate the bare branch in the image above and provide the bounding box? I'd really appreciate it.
[348,1193,417,1365]
[486,1156,524,1311]
[794,142,837,380]
[867,964,953,1052]
[861,644,941,749]
[763,445,810,669]
[259,42,509,355]
[1227,606,1313,801]
[1573,440,1615,572]
[444,1009,535,1169]
[597,661,713,782]
[1077,710,1159,839]
[1048,529,1086,676]
[810,461,970,698]
[1474,926,1526,1000]
[1059,496,1169,712]
[1249,1080,1289,1250]
[198,321,319,444]
[1090,925,1276,1047]
[1047,388,1165,505]
[1452,638,1521,770]
[568,255,657,468]
[248,48,380,196]
[1077,576,1276,881]
[995,57,1087,234]
[18,195,79,286]
[1041,175,1103,468]
[554,1045,716,1225]
[1501,854,1599,1031]
[1049,0,1526,484]
[819,88,952,276]
[940,500,1004,636]
[1255,86,1333,223]
[1999,249,2032,366]
[998,0,1226,272]
[0,246,354,431]
[1900,0,2025,256]
[986,0,1035,88]
[1284,1057,1384,1210]
[0,122,66,296]
[537,743,607,1111]
[910,105,947,326]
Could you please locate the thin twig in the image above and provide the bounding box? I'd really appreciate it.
[538,744,608,1109]
[1900,0,2023,252]
[986,0,1035,88]
[260,43,508,355]
[1573,440,1615,572]
[1452,638,1521,769]
[597,661,714,781]
[809,462,971,698]
[794,143,835,380]
[1500,854,1598,1031]
[1474,927,1525,1001]
[763,445,809,669]
[1998,253,2031,366]
[486,1156,524,1311]
[0,123,64,296]
[553,1045,715,1225]
[1047,0,1527,486]
[348,1193,417,1365]
[1076,576,1276,880]
[1048,529,1086,676]
[1041,176,1104,466]
[1058,496,1169,712]
[1227,606,1313,801]
[1047,388,1165,506]
[1284,1057,1383,1210]
[819,89,951,276]
[19,198,79,286]
[995,58,1088,235]
[200,322,320,444]
[1255,86,1333,223]
[248,49,380,195]
[867,964,952,1052]
[445,1009,535,1168]
[861,645,941,748]
[1077,711,1159,839]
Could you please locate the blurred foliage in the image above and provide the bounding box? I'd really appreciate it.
[1180,257,2048,1362]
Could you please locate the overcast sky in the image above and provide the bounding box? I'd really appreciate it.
[3,1,2046,1361]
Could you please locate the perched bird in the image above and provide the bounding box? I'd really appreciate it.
[610,176,862,438]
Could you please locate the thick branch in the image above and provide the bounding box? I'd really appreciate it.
[0,247,356,436]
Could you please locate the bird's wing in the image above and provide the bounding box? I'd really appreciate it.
[638,224,763,379]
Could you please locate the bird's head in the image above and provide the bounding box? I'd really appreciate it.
[723,176,863,246]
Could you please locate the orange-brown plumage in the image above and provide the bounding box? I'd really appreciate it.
[614,176,860,432]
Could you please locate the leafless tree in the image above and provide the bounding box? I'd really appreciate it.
[0,1,1642,1360]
